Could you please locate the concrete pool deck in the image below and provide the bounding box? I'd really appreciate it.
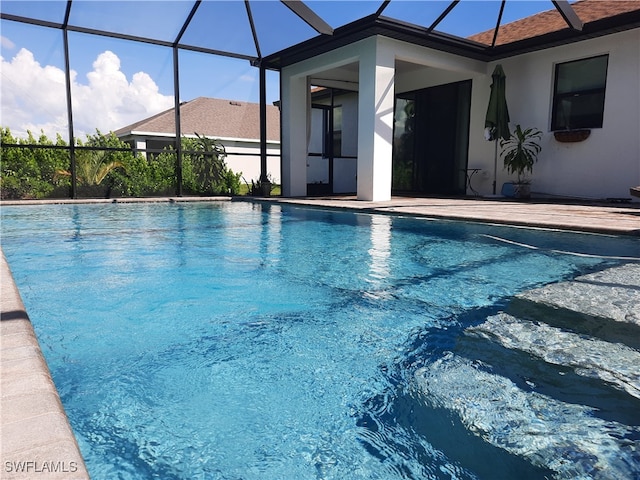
[258,196,640,236]
[1,195,639,478]
[4,194,640,235]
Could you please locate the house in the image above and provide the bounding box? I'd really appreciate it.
[115,97,281,184]
[264,0,640,201]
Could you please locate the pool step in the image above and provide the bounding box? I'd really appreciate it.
[465,313,640,399]
[456,331,640,426]
[418,263,640,477]
[473,262,640,398]
[508,263,640,349]
[415,353,640,479]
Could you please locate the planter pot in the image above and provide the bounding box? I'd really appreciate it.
[553,129,590,143]
[260,181,272,196]
[501,182,531,199]
[512,183,531,199]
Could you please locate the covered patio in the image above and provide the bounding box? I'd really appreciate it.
[265,2,640,201]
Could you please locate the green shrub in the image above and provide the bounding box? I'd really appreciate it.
[1,128,69,199]
[1,129,244,198]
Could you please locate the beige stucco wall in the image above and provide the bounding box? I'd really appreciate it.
[490,28,640,200]
[388,29,640,200]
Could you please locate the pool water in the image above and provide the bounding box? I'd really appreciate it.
[2,201,639,479]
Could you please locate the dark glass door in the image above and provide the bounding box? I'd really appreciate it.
[393,80,471,195]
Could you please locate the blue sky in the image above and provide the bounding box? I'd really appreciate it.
[1,1,562,139]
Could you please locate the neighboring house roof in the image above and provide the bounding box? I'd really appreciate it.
[468,0,640,46]
[115,97,280,142]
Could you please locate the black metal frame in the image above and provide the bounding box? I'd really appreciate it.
[3,0,634,199]
[0,0,310,197]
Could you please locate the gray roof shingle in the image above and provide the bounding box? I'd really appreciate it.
[115,97,280,142]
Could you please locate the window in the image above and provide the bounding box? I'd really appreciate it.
[551,55,608,131]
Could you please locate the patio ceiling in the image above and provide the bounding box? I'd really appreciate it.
[0,1,592,68]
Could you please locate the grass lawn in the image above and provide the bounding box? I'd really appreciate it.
[238,184,281,196]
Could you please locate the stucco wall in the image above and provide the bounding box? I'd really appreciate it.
[391,29,640,200]
[488,29,640,200]
[224,140,281,185]
[395,66,476,94]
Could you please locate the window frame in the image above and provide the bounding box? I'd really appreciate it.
[550,54,609,131]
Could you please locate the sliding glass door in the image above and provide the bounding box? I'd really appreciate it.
[393,80,471,195]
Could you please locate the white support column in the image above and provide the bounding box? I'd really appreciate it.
[357,38,396,201]
[281,74,309,197]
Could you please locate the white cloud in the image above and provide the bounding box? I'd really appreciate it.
[1,48,173,140]
[1,36,16,50]
[239,73,256,83]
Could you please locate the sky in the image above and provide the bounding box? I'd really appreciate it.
[0,1,563,140]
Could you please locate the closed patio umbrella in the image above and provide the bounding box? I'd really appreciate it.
[485,64,510,194]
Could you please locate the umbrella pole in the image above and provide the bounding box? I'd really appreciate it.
[493,138,498,195]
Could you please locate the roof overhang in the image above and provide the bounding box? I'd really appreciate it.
[263,8,640,70]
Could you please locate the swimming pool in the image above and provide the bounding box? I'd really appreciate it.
[2,201,639,479]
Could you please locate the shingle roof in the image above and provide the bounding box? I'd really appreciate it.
[468,0,640,46]
[115,97,280,142]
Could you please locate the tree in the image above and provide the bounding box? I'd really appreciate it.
[181,133,241,195]
[55,150,124,186]
[54,130,132,197]
[182,133,228,195]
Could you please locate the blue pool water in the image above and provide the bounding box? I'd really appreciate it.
[2,201,639,479]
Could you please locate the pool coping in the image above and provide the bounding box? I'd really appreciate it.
[1,195,638,478]
[0,252,89,479]
[250,196,640,236]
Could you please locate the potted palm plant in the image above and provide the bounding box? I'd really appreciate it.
[500,124,542,199]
